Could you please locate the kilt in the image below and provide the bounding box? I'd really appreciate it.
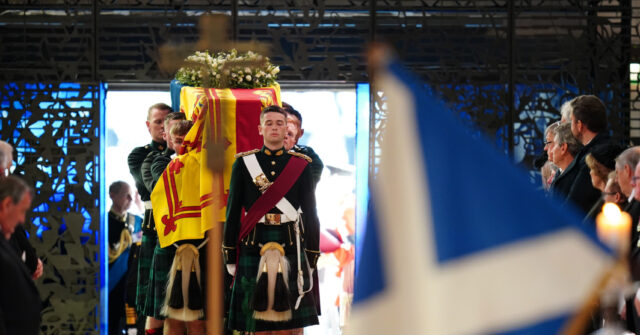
[225,222,319,332]
[145,241,176,319]
[136,230,156,315]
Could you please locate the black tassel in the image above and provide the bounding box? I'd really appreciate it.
[251,272,269,312]
[168,270,184,309]
[187,271,203,310]
[272,272,291,312]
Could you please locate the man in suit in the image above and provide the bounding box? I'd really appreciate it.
[549,122,583,198]
[613,147,640,332]
[0,175,40,335]
[0,141,43,281]
[564,95,613,213]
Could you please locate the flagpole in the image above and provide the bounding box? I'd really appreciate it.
[206,223,224,334]
[561,258,627,335]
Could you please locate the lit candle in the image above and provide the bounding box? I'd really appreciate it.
[596,202,631,254]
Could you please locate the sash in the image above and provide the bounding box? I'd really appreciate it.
[237,154,308,242]
[108,248,130,292]
[242,154,300,221]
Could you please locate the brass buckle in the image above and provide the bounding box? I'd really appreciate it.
[253,173,273,193]
[265,213,281,225]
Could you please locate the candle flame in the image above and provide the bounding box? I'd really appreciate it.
[602,202,622,224]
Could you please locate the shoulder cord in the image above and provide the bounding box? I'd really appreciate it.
[294,211,314,310]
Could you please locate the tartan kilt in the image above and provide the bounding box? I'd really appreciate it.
[145,241,176,319]
[226,222,319,332]
[136,231,156,315]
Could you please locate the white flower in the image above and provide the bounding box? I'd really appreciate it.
[238,77,243,82]
[231,73,236,78]
[246,75,251,81]
[244,67,251,73]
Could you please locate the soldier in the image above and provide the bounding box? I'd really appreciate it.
[140,112,187,335]
[223,105,320,334]
[127,102,170,335]
[282,102,324,188]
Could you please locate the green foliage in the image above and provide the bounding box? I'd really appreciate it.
[175,49,280,88]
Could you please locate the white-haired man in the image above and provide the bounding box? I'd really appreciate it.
[0,176,40,335]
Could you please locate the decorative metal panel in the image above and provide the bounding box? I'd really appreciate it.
[236,0,370,81]
[371,0,632,176]
[0,82,103,334]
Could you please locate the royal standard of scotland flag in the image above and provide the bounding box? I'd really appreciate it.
[348,55,615,334]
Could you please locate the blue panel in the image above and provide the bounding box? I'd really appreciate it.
[0,82,105,333]
[354,82,370,280]
[98,82,108,335]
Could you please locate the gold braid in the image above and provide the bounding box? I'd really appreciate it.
[108,228,133,263]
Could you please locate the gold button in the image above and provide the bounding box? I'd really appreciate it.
[271,161,276,165]
[271,171,275,176]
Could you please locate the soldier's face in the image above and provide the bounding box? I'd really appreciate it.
[258,112,287,148]
[172,135,185,153]
[284,122,300,150]
[164,119,180,151]
[146,108,170,143]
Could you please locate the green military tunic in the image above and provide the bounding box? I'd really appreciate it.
[127,140,165,316]
[223,146,321,332]
[141,148,178,319]
[292,144,323,188]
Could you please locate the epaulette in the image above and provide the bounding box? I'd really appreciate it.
[288,150,312,163]
[234,148,260,158]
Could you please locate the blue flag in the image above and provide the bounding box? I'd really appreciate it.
[349,56,614,334]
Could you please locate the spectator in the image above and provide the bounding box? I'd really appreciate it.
[0,140,42,280]
[614,147,640,332]
[549,122,582,199]
[586,143,625,192]
[602,171,627,208]
[563,95,614,213]
[0,175,40,335]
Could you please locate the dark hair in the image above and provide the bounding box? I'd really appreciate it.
[147,103,172,121]
[164,111,186,127]
[282,102,302,124]
[109,181,129,195]
[0,175,33,204]
[260,105,287,122]
[570,95,607,133]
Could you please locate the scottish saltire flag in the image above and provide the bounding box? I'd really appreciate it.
[348,57,615,334]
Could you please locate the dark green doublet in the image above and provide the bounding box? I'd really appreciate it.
[127,140,165,316]
[141,147,177,319]
[223,146,320,332]
[292,144,323,188]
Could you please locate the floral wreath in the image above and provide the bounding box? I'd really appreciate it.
[175,49,280,89]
